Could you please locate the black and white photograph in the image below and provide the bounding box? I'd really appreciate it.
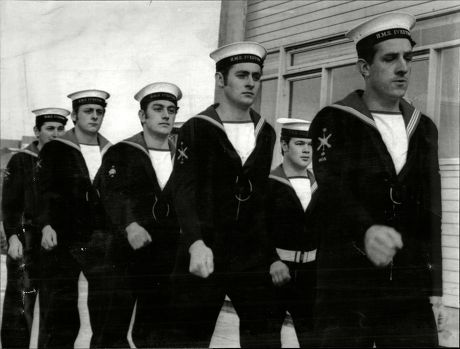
[0,1,459,348]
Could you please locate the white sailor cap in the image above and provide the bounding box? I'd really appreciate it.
[134,82,182,108]
[346,13,416,55]
[32,108,70,127]
[67,89,110,109]
[277,118,311,138]
[210,41,267,71]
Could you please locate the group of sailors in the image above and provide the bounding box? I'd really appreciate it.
[1,12,445,348]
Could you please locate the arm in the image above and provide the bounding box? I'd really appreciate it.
[97,146,152,250]
[172,120,213,278]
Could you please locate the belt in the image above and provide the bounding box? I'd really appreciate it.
[276,248,317,263]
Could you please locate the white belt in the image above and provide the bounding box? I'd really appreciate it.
[276,248,317,263]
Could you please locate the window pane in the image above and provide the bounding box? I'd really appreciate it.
[438,46,460,159]
[254,78,278,125]
[330,64,363,103]
[405,58,429,115]
[289,76,321,121]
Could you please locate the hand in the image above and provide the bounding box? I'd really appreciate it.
[126,222,152,250]
[431,296,448,331]
[41,225,58,250]
[270,260,291,286]
[189,240,214,278]
[8,234,23,259]
[364,225,403,267]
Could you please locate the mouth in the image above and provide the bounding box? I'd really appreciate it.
[159,123,170,127]
[301,157,310,161]
[242,92,254,96]
[89,123,98,127]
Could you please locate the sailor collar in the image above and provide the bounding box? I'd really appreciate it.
[269,165,317,194]
[121,132,175,160]
[193,103,266,139]
[18,140,40,158]
[330,90,421,140]
[54,128,111,156]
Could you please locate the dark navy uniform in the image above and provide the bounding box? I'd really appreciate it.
[97,132,180,347]
[310,90,442,347]
[36,129,112,348]
[266,165,319,347]
[1,141,41,348]
[171,104,279,347]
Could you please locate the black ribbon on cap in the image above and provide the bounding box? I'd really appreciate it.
[72,97,107,109]
[356,28,416,57]
[216,54,264,71]
[36,114,68,128]
[140,92,177,110]
[281,129,309,139]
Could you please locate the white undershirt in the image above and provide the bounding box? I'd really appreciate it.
[80,144,102,182]
[289,177,311,211]
[372,111,408,174]
[148,149,172,190]
[223,122,255,165]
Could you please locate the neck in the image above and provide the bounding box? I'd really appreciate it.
[74,127,98,145]
[362,89,400,113]
[283,159,308,178]
[143,129,169,149]
[216,99,252,122]
[37,141,44,151]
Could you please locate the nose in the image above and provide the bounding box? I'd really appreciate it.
[52,129,59,137]
[246,75,255,87]
[396,56,409,75]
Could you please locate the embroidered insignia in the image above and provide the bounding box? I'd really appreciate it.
[177,141,188,164]
[317,128,332,162]
[35,159,42,170]
[108,165,116,178]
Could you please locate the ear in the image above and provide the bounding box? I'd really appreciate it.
[357,58,370,79]
[71,111,77,123]
[215,72,225,88]
[138,109,146,124]
[281,140,289,154]
[33,126,40,138]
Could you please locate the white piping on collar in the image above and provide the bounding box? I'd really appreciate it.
[19,149,38,158]
[121,140,150,157]
[54,138,81,152]
[330,104,377,129]
[269,173,292,187]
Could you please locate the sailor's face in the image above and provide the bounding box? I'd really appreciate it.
[142,99,177,136]
[223,62,262,108]
[74,104,105,134]
[284,137,312,168]
[35,121,66,145]
[366,38,413,100]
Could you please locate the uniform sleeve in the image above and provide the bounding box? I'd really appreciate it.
[264,180,282,264]
[1,154,25,239]
[97,146,150,233]
[310,108,374,254]
[36,142,62,230]
[172,120,203,249]
[421,120,442,296]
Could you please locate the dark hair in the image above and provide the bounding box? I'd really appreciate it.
[217,64,264,86]
[280,135,292,156]
[357,39,416,64]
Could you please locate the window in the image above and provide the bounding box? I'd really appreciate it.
[330,64,363,103]
[289,74,321,121]
[438,46,460,159]
[405,53,429,115]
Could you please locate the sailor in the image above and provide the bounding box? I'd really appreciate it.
[170,41,280,347]
[36,90,112,348]
[1,108,68,348]
[267,118,319,347]
[97,82,182,347]
[309,13,446,347]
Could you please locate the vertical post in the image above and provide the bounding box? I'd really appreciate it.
[214,0,248,102]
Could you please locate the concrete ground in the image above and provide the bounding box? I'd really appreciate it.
[0,254,458,348]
